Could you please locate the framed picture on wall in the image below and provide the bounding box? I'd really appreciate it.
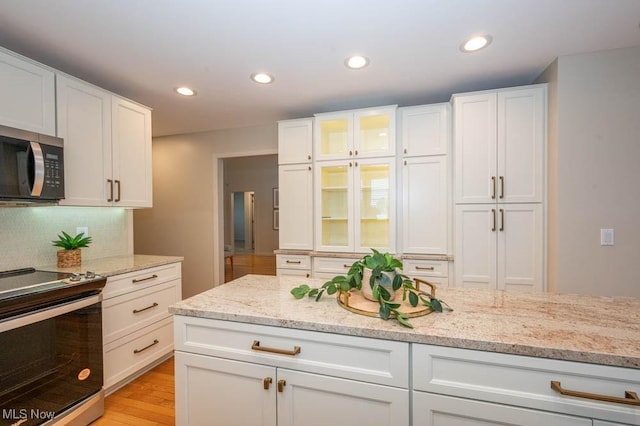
[273,187,279,209]
[273,209,279,230]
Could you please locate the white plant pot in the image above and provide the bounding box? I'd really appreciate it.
[361,268,398,301]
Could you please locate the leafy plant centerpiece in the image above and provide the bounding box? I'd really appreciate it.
[52,231,92,268]
[291,249,451,328]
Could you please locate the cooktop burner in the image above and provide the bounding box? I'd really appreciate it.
[0,267,107,320]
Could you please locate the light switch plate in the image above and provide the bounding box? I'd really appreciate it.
[600,228,614,246]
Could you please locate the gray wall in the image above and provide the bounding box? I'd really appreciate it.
[536,45,640,297]
[133,123,277,298]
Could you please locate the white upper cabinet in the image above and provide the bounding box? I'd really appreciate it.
[454,86,545,204]
[278,118,313,164]
[57,74,112,206]
[314,105,397,161]
[400,103,450,157]
[57,74,152,207]
[279,163,313,250]
[0,48,55,136]
[111,96,152,207]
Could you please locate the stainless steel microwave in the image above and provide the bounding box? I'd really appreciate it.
[0,124,64,206]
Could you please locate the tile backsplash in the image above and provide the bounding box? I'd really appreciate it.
[0,207,132,270]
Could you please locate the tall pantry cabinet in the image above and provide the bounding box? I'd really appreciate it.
[453,85,546,291]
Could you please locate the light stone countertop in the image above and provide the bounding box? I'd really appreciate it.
[39,254,183,277]
[169,274,640,369]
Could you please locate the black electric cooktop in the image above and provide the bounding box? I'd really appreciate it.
[0,267,106,320]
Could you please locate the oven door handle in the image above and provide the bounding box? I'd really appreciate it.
[0,294,102,333]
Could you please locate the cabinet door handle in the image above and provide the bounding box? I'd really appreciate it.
[349,162,352,167]
[132,302,159,314]
[491,209,496,232]
[404,160,407,166]
[107,179,113,202]
[133,339,159,354]
[308,166,312,171]
[277,379,286,393]
[354,161,358,167]
[404,148,407,154]
[415,266,435,271]
[499,176,504,199]
[551,381,640,406]
[132,274,159,284]
[251,340,301,356]
[307,154,311,160]
[354,150,358,156]
[343,264,351,268]
[499,208,504,231]
[349,150,353,156]
[491,176,496,199]
[263,377,273,390]
[115,179,121,202]
[286,260,301,264]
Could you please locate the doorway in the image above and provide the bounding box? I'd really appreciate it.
[231,191,255,253]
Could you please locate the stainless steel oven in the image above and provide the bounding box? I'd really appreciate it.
[0,268,106,426]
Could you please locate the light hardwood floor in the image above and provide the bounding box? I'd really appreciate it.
[95,254,275,424]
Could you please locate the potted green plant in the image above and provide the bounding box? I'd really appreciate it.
[52,231,92,268]
[291,249,451,328]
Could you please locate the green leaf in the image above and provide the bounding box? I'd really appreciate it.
[396,314,414,329]
[308,288,319,297]
[379,303,390,320]
[392,274,402,291]
[290,285,310,299]
[314,288,325,301]
[326,284,338,295]
[430,297,443,312]
[378,285,391,301]
[408,291,419,307]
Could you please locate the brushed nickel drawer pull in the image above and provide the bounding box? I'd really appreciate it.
[132,302,159,314]
[251,340,301,356]
[491,176,496,199]
[499,208,505,231]
[132,274,159,284]
[115,179,121,202]
[343,264,351,268]
[286,260,302,264]
[491,209,496,232]
[551,381,640,406]
[499,176,504,199]
[133,339,159,354]
[278,379,286,392]
[263,377,273,390]
[415,266,435,271]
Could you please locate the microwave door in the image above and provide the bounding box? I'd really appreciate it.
[16,142,44,197]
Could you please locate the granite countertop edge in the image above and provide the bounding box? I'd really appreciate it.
[39,254,184,277]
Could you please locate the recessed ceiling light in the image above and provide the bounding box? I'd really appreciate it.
[251,73,274,84]
[345,55,370,70]
[460,35,493,53]
[175,87,196,96]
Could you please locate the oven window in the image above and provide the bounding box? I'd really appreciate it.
[0,301,102,426]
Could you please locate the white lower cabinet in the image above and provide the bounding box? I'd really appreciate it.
[276,254,311,278]
[412,344,640,426]
[413,392,590,426]
[174,316,409,426]
[102,262,182,392]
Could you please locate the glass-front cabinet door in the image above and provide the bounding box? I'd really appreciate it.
[315,158,395,253]
[314,106,396,161]
[355,158,395,252]
[316,161,353,251]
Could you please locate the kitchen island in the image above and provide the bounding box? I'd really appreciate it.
[170,274,640,426]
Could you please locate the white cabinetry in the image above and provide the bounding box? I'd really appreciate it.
[455,203,542,291]
[453,85,546,291]
[401,102,451,255]
[412,344,640,426]
[0,48,55,136]
[315,157,395,253]
[102,262,182,393]
[276,254,311,277]
[402,258,449,288]
[278,119,314,250]
[174,317,409,426]
[314,105,396,161]
[56,74,152,207]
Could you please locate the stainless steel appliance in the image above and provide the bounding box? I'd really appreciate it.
[0,268,106,426]
[0,124,64,206]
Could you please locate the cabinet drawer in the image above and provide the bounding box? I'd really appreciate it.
[276,254,311,270]
[104,316,174,390]
[412,344,640,425]
[313,256,361,275]
[103,280,180,343]
[277,268,311,278]
[174,316,409,388]
[402,259,448,277]
[103,262,182,299]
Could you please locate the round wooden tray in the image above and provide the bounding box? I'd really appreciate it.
[336,279,437,319]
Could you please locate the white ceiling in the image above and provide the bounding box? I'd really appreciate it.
[0,0,639,137]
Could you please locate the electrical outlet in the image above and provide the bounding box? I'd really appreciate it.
[600,229,614,246]
[76,226,89,237]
